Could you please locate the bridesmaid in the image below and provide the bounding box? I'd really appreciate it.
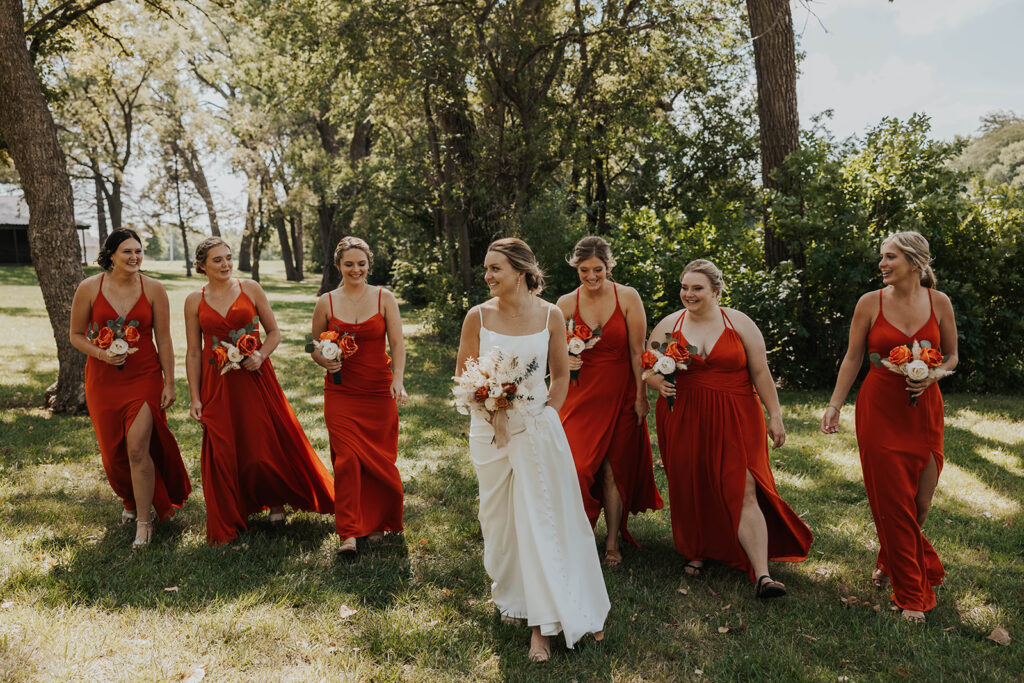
[555,236,663,566]
[647,259,812,596]
[184,236,335,545]
[310,236,406,556]
[69,228,191,549]
[821,231,958,623]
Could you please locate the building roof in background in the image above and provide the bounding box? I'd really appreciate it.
[0,190,89,228]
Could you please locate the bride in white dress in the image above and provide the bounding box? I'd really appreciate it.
[455,238,610,663]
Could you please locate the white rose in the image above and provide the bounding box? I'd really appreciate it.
[906,359,929,381]
[319,341,340,361]
[485,397,498,411]
[225,344,244,364]
[488,381,503,398]
[108,338,129,356]
[654,355,677,375]
[567,337,586,355]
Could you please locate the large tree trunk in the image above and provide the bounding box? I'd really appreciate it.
[238,173,257,272]
[290,214,303,280]
[92,165,107,246]
[181,143,220,236]
[108,178,123,229]
[747,0,799,269]
[0,0,85,412]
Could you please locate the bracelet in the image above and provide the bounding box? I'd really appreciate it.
[827,403,842,412]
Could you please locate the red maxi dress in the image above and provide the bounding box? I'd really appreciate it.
[85,273,191,519]
[324,290,404,539]
[198,283,335,545]
[855,289,945,611]
[656,309,812,580]
[559,285,663,544]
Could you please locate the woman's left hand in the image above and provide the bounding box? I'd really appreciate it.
[633,395,650,424]
[767,413,786,449]
[906,376,936,398]
[160,382,176,410]
[243,349,265,372]
[391,380,409,406]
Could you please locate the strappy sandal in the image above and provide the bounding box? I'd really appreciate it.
[499,614,523,626]
[132,519,153,550]
[755,574,787,599]
[683,560,704,576]
[367,532,385,544]
[902,609,925,624]
[871,568,890,589]
[603,548,623,567]
[121,509,137,525]
[528,641,551,664]
[337,537,358,558]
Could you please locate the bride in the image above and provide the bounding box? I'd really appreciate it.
[455,238,610,663]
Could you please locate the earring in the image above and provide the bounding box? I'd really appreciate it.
[515,277,522,295]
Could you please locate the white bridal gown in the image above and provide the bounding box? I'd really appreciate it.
[469,306,610,647]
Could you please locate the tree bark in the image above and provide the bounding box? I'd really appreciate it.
[173,157,191,277]
[747,0,799,269]
[91,163,107,245]
[0,0,85,412]
[289,214,303,280]
[238,172,257,271]
[181,142,220,236]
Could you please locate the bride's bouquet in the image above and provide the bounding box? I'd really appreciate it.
[566,319,601,385]
[870,339,952,405]
[641,333,695,412]
[452,349,539,447]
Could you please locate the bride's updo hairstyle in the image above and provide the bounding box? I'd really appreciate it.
[334,235,374,272]
[487,237,545,295]
[194,236,230,275]
[97,228,143,270]
[681,259,726,298]
[567,235,617,271]
[883,231,937,288]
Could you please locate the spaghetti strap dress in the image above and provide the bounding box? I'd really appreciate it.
[655,309,812,580]
[559,285,663,545]
[198,281,335,545]
[323,288,404,539]
[855,289,945,611]
[85,273,191,519]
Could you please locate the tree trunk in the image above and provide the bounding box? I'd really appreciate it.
[251,191,264,282]
[173,157,191,277]
[238,174,257,272]
[315,195,337,294]
[290,214,303,280]
[182,143,220,236]
[92,166,107,246]
[108,178,123,229]
[747,0,799,269]
[0,0,85,412]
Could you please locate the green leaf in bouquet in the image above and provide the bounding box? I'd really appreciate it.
[212,335,220,347]
[869,352,882,368]
[651,341,662,350]
[251,315,259,327]
[920,340,932,348]
[686,344,698,355]
[593,324,602,336]
[664,332,674,343]
[304,342,315,353]
[127,320,140,328]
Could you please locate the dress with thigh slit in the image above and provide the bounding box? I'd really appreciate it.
[198,281,335,545]
[85,273,191,519]
[559,285,663,544]
[855,289,945,611]
[655,309,812,580]
[323,288,404,539]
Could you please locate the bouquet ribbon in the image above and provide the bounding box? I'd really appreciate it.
[488,409,511,449]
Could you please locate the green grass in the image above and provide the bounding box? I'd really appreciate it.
[0,262,1022,681]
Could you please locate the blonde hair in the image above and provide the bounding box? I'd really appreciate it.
[333,236,374,271]
[567,235,617,270]
[883,231,937,288]
[194,236,230,274]
[680,259,725,296]
[487,237,545,294]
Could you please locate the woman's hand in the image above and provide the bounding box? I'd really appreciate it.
[101,350,127,367]
[821,405,841,434]
[390,379,409,406]
[906,376,937,399]
[313,350,342,374]
[633,394,650,424]
[767,414,786,449]
[242,349,265,372]
[189,399,203,422]
[567,354,583,371]
[652,375,675,399]
[160,381,176,410]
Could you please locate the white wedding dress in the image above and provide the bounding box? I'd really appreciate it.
[469,306,610,647]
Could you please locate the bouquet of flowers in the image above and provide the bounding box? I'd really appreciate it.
[566,319,601,385]
[870,339,952,405]
[210,315,262,376]
[305,329,358,384]
[88,315,140,371]
[452,349,539,447]
[641,333,695,412]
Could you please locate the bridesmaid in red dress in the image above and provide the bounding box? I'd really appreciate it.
[555,236,663,566]
[70,228,191,549]
[647,259,812,597]
[184,237,334,545]
[822,231,958,623]
[310,236,406,556]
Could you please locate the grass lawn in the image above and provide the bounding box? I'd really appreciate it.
[0,261,1021,681]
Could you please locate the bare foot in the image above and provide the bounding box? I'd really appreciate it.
[528,627,551,663]
[367,531,385,544]
[871,568,889,589]
[603,548,623,567]
[902,609,925,624]
[337,537,357,556]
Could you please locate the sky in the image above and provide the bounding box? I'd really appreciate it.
[795,0,1024,140]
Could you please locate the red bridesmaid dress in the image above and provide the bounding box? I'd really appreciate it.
[656,309,812,580]
[198,282,335,545]
[855,289,945,611]
[323,289,404,539]
[84,273,191,519]
[559,285,663,544]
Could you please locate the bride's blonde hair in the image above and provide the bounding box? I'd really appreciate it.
[487,238,546,294]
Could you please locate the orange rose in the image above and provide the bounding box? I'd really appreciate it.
[573,323,593,341]
[123,325,140,344]
[888,345,913,365]
[474,386,489,402]
[236,333,259,356]
[640,350,658,369]
[339,335,358,357]
[94,326,114,349]
[494,396,511,410]
[502,383,518,396]
[566,329,573,344]
[920,346,943,368]
[664,341,690,363]
[320,330,340,342]
[213,346,228,365]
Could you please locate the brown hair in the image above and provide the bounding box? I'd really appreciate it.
[333,236,374,271]
[883,231,937,288]
[487,237,545,294]
[680,259,726,297]
[567,235,617,270]
[97,228,143,270]
[194,236,230,274]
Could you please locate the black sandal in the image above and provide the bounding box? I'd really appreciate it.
[756,575,787,598]
[683,561,703,576]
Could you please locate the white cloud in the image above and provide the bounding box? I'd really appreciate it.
[797,0,1013,36]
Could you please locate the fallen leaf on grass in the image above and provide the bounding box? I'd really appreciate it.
[338,605,358,619]
[721,604,731,611]
[718,626,729,633]
[677,587,689,595]
[943,626,955,632]
[837,677,849,682]
[873,604,881,612]
[896,667,910,677]
[814,568,828,578]
[707,586,720,598]
[440,588,451,598]
[419,539,428,547]
[840,595,860,606]
[1003,520,1012,528]
[182,667,206,683]
[987,628,1011,646]
[717,622,745,634]
[801,634,818,642]
[164,586,179,592]
[694,669,703,676]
